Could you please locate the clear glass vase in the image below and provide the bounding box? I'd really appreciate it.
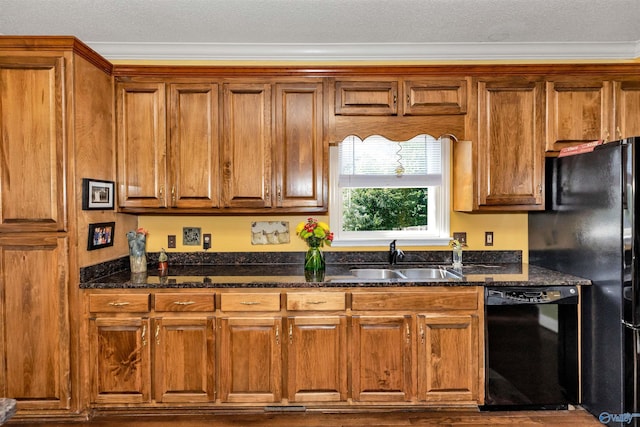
[452,247,463,268]
[304,245,325,282]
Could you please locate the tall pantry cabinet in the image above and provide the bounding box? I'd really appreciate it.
[0,37,117,419]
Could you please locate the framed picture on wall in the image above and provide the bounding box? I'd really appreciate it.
[87,222,115,251]
[82,178,115,210]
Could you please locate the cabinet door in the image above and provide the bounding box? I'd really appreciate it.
[168,84,220,208]
[351,315,413,402]
[116,82,167,208]
[0,56,66,232]
[153,317,215,403]
[335,80,398,115]
[546,78,612,151]
[477,78,545,210]
[614,79,640,140]
[89,317,151,404]
[418,314,479,403]
[222,83,272,208]
[0,235,70,410]
[286,315,347,402]
[403,79,467,115]
[274,82,326,209]
[218,316,282,403]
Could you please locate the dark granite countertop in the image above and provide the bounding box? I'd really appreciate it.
[80,262,591,289]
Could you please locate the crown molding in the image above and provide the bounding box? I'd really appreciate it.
[89,41,640,61]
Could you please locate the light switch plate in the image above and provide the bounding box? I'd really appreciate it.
[485,231,494,246]
[167,235,176,248]
[203,233,211,250]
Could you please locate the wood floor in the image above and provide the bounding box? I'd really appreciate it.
[8,407,602,427]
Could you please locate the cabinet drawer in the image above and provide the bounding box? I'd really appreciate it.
[89,293,150,313]
[220,292,281,312]
[352,289,478,311]
[154,293,215,312]
[287,292,346,311]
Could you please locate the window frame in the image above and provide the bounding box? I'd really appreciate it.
[329,135,451,247]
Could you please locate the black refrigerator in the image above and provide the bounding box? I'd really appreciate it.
[529,137,640,427]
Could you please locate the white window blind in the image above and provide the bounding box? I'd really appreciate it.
[338,134,442,187]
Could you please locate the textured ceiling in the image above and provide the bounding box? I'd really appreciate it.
[1,0,640,60]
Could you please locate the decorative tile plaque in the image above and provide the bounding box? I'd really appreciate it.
[251,221,290,245]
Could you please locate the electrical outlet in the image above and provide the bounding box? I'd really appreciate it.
[453,232,467,245]
[485,231,494,246]
[167,235,176,248]
[203,233,211,250]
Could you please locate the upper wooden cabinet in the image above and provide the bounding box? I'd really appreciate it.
[169,84,220,209]
[546,78,612,152]
[455,77,545,211]
[274,82,326,209]
[116,82,168,208]
[116,78,327,213]
[117,82,220,210]
[614,78,640,140]
[221,82,272,209]
[334,78,467,116]
[0,56,66,232]
[546,76,640,152]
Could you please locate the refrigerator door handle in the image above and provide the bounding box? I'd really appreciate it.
[622,319,640,330]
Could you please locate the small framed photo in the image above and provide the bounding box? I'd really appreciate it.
[82,178,115,210]
[87,222,115,251]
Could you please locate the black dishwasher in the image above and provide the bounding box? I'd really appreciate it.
[481,286,579,411]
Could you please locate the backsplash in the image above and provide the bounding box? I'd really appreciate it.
[80,250,522,282]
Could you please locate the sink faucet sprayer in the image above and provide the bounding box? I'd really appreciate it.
[389,240,405,265]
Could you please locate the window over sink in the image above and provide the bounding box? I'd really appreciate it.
[329,134,451,247]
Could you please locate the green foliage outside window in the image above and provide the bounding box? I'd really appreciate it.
[342,188,428,231]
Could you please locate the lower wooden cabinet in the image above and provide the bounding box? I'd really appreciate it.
[287,315,348,402]
[218,316,283,403]
[85,287,483,409]
[418,314,480,403]
[351,315,413,402]
[154,317,215,403]
[0,235,71,411]
[89,317,152,404]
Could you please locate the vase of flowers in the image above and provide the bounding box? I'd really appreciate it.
[450,238,464,268]
[127,228,148,273]
[296,218,333,282]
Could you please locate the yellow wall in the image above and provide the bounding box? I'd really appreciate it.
[138,211,528,262]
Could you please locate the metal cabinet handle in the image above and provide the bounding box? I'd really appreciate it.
[275,326,280,345]
[171,186,176,206]
[420,325,425,344]
[159,185,164,205]
[307,300,327,305]
[277,185,282,201]
[108,301,130,307]
[406,323,410,344]
[173,301,195,306]
[240,301,260,305]
[155,324,160,345]
[142,324,147,347]
[289,324,293,343]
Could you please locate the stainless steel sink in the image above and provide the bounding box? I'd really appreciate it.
[346,267,463,282]
[349,268,404,279]
[398,268,463,280]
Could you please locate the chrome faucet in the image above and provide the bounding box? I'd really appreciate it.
[389,240,405,265]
